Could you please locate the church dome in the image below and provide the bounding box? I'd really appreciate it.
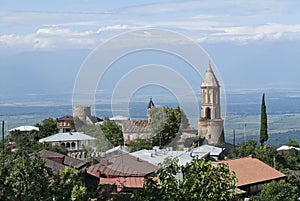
[201,65,219,87]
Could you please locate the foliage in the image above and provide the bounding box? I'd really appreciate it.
[279,148,300,170]
[228,140,257,158]
[78,124,113,152]
[228,140,282,168]
[149,106,189,147]
[251,180,298,201]
[35,117,58,139]
[50,166,87,201]
[260,93,268,145]
[283,169,300,195]
[4,153,51,201]
[99,117,124,146]
[132,157,237,201]
[127,138,153,152]
[71,185,88,201]
[286,139,299,147]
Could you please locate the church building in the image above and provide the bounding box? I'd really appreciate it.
[198,64,225,147]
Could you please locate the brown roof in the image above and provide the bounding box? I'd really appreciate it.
[100,177,145,192]
[117,120,151,133]
[87,154,157,177]
[213,157,286,187]
[56,115,73,122]
[39,149,88,170]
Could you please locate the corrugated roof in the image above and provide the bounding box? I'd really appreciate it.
[117,120,151,133]
[192,145,224,156]
[39,149,88,170]
[213,157,286,187]
[87,154,157,177]
[9,125,39,132]
[39,132,95,143]
[100,177,145,192]
[130,149,209,166]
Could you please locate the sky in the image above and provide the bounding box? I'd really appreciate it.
[1,0,300,103]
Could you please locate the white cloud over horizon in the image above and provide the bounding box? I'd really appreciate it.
[1,1,300,51]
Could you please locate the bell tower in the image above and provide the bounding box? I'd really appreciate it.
[198,64,225,146]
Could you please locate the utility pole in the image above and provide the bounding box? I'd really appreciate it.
[233,129,236,146]
[2,120,4,171]
[244,123,247,142]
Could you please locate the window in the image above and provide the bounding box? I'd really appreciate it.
[71,142,76,149]
[205,107,211,119]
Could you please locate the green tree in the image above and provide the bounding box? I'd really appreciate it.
[251,180,298,201]
[127,138,153,152]
[4,154,51,201]
[132,157,237,201]
[286,139,299,147]
[228,140,257,158]
[78,124,113,152]
[99,118,124,146]
[36,118,58,139]
[50,166,87,201]
[228,140,284,169]
[260,93,268,145]
[280,148,300,170]
[149,106,189,147]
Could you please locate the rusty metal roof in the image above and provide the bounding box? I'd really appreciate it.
[87,153,157,177]
[39,149,88,170]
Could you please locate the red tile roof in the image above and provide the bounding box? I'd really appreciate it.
[213,157,286,187]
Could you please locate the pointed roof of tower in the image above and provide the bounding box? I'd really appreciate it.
[147,97,155,109]
[201,64,220,87]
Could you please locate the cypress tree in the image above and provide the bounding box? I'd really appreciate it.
[260,93,268,145]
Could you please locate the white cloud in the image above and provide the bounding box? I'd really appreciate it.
[1,1,300,50]
[97,25,130,33]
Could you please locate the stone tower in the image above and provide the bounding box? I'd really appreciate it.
[73,106,94,125]
[198,65,225,147]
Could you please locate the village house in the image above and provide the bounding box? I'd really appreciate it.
[38,149,89,172]
[86,153,157,193]
[38,131,95,152]
[130,145,223,166]
[277,145,300,155]
[213,156,286,196]
[56,115,73,132]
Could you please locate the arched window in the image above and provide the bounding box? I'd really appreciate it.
[66,142,70,148]
[205,107,211,119]
[71,142,76,149]
[61,142,65,147]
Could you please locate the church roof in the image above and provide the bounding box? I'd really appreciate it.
[201,65,219,87]
[147,97,155,109]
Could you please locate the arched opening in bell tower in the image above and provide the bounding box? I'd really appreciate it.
[205,107,211,119]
